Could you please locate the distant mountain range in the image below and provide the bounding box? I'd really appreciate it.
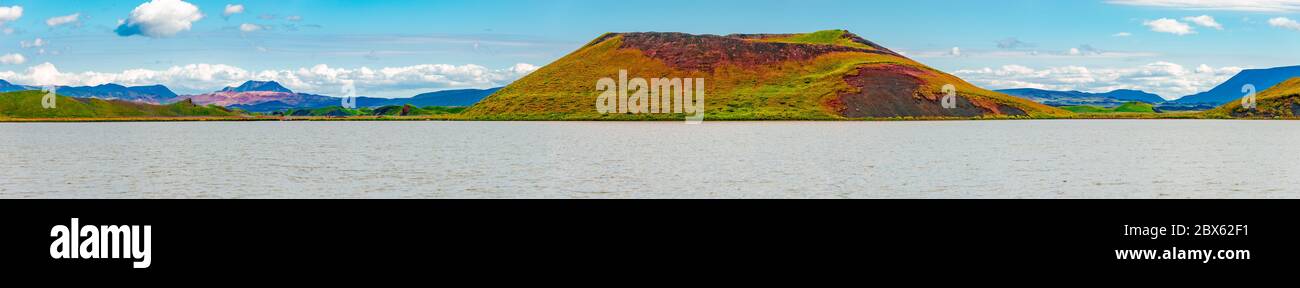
[0,80,180,103]
[363,88,502,107]
[0,79,501,113]
[1170,65,1300,105]
[221,81,294,93]
[997,65,1300,110]
[996,88,1164,107]
[205,81,500,112]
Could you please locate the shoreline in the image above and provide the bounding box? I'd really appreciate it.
[3,114,1295,123]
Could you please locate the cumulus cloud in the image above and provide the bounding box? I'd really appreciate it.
[1183,15,1224,29]
[223,4,244,18]
[0,62,540,97]
[955,62,1245,99]
[1144,18,1195,35]
[909,45,1153,59]
[0,5,22,24]
[1108,0,1300,12]
[46,13,80,27]
[1269,17,1300,31]
[1196,64,1215,73]
[0,53,25,65]
[238,23,262,32]
[115,0,205,38]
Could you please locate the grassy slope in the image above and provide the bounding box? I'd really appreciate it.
[1208,77,1300,118]
[283,105,466,117]
[0,90,240,118]
[465,31,1069,120]
[752,29,878,51]
[1062,102,1157,114]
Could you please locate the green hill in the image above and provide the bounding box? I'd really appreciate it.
[1210,77,1300,118]
[1062,102,1157,114]
[0,90,240,118]
[465,30,1069,120]
[280,105,466,117]
[371,105,466,116]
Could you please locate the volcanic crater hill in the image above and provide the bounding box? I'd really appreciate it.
[1211,77,1300,118]
[465,30,1068,119]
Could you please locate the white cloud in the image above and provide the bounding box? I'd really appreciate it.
[909,46,1154,59]
[1108,0,1300,12]
[0,53,25,65]
[0,5,22,24]
[1183,15,1223,29]
[285,15,302,22]
[46,13,80,27]
[19,38,44,48]
[115,0,205,38]
[956,62,1245,99]
[1269,17,1300,31]
[1144,18,1195,35]
[1112,32,1133,37]
[1196,64,1214,73]
[0,62,540,97]
[223,4,244,17]
[238,23,262,32]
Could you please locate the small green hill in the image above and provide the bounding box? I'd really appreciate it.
[280,105,466,117]
[1210,77,1300,118]
[285,106,366,117]
[1062,102,1157,114]
[371,105,466,116]
[0,90,239,118]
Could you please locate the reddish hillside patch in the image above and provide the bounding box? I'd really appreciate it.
[831,65,1025,118]
[610,32,896,72]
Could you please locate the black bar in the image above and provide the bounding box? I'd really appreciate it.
[1,200,1292,280]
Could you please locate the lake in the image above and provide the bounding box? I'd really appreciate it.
[1,120,1298,198]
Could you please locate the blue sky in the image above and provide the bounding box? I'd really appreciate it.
[0,0,1297,98]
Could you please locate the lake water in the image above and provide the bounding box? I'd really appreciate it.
[1,120,1298,198]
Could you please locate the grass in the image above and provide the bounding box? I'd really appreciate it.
[750,29,879,51]
[1207,77,1300,118]
[281,104,467,117]
[0,90,240,118]
[1061,102,1157,114]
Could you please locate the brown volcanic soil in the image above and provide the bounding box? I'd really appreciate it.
[603,32,899,72]
[832,65,1026,118]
